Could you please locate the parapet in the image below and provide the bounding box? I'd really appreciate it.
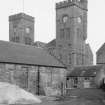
[56,0,72,9]
[56,0,88,10]
[9,13,34,22]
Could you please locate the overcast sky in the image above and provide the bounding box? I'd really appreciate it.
[0,0,105,64]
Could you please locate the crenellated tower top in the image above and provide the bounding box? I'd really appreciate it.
[56,0,88,67]
[56,0,88,10]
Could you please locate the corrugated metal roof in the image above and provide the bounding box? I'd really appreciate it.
[0,40,65,68]
[67,65,103,77]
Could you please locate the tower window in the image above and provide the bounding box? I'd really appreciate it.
[62,15,68,23]
[13,27,17,36]
[25,27,31,34]
[60,29,64,39]
[77,17,82,23]
[77,28,80,38]
[24,37,32,45]
[11,36,20,43]
[77,28,82,40]
[76,54,79,65]
[68,53,72,64]
[65,28,70,39]
[58,45,62,50]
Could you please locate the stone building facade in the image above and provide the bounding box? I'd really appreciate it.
[96,43,105,89]
[66,65,103,90]
[8,0,93,71]
[0,40,66,96]
[45,0,93,70]
[0,63,66,96]
[0,0,95,95]
[9,13,34,45]
[97,43,105,65]
[84,44,93,65]
[7,12,68,96]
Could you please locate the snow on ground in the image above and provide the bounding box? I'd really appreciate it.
[0,82,42,104]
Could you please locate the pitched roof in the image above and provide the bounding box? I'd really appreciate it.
[67,65,103,77]
[96,43,105,55]
[0,40,65,68]
[46,39,56,48]
[9,13,34,22]
[33,41,46,48]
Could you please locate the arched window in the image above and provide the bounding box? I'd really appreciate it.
[62,15,69,23]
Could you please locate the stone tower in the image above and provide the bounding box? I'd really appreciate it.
[9,13,34,45]
[56,0,88,67]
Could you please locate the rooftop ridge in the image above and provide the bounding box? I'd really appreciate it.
[56,0,72,6]
[56,0,87,10]
[0,40,65,68]
[9,12,34,22]
[96,43,105,54]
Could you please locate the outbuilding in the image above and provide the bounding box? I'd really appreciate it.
[0,40,67,96]
[66,65,104,90]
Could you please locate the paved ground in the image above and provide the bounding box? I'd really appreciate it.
[37,88,105,105]
[36,96,105,105]
[37,98,105,105]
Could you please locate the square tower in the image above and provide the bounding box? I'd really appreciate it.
[56,0,88,67]
[9,13,34,45]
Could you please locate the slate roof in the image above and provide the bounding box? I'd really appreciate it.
[9,13,34,22]
[33,41,46,48]
[96,43,105,55]
[67,65,103,77]
[0,40,65,68]
[46,39,56,48]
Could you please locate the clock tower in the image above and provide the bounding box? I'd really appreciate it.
[9,13,34,45]
[56,0,88,67]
